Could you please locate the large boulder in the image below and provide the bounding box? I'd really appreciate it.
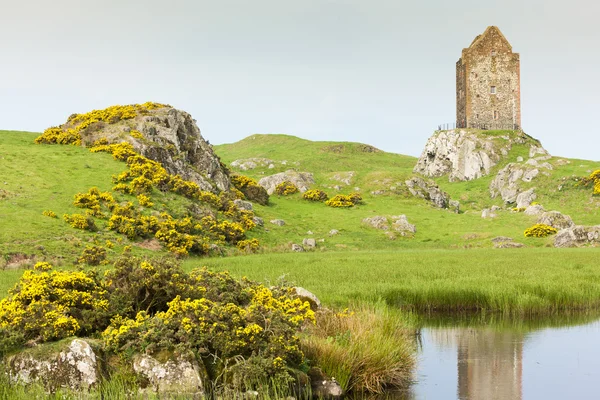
[413,129,545,181]
[554,225,600,248]
[133,353,205,396]
[77,106,230,193]
[7,339,101,391]
[516,188,536,208]
[405,177,450,209]
[537,211,575,230]
[258,170,315,195]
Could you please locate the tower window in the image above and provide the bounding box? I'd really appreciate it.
[490,86,497,94]
[494,111,499,120]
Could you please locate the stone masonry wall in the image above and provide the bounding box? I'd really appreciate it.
[456,27,521,129]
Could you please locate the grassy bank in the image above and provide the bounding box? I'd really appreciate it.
[190,248,600,315]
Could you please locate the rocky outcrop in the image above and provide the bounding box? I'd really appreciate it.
[7,339,101,391]
[554,225,600,248]
[363,215,416,236]
[516,188,536,208]
[413,129,544,181]
[362,216,389,230]
[133,353,205,396]
[405,177,450,209]
[231,158,274,170]
[537,211,575,230]
[80,107,230,192]
[258,170,315,194]
[524,204,545,215]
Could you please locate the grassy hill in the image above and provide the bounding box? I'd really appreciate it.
[2,129,600,314]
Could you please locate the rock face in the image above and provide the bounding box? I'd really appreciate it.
[258,170,315,195]
[413,129,539,181]
[7,339,101,391]
[537,211,575,230]
[405,177,450,209]
[133,353,204,396]
[82,107,230,192]
[554,225,600,248]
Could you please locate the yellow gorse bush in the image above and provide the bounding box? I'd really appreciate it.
[524,224,558,237]
[302,189,328,202]
[42,210,57,218]
[275,181,299,196]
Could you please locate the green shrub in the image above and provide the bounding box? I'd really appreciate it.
[275,181,298,196]
[524,224,558,237]
[303,189,328,202]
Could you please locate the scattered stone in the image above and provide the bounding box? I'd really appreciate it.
[391,215,416,236]
[481,208,497,219]
[516,188,536,208]
[291,244,304,252]
[307,231,313,235]
[554,225,600,248]
[537,211,575,230]
[405,177,450,209]
[302,238,316,249]
[294,287,321,310]
[371,190,386,195]
[491,236,513,243]
[524,204,545,216]
[329,229,339,236]
[268,164,275,169]
[449,199,461,213]
[331,171,355,185]
[491,205,501,212]
[252,216,264,226]
[133,353,204,396]
[494,242,524,248]
[233,199,253,211]
[270,219,286,226]
[7,339,101,391]
[354,187,360,191]
[258,170,315,194]
[516,156,524,162]
[333,185,342,191]
[362,216,389,230]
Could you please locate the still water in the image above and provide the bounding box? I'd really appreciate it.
[405,316,600,399]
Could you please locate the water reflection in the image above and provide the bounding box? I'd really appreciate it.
[409,313,600,400]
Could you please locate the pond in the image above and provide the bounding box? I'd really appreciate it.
[402,314,600,399]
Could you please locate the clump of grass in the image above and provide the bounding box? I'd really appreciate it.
[301,301,416,394]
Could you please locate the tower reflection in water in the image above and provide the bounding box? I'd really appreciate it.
[431,328,524,400]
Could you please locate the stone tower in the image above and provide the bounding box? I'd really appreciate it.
[456,26,521,130]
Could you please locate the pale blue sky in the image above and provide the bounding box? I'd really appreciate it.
[1,0,598,160]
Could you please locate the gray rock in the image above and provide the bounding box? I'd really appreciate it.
[537,211,575,230]
[371,190,386,195]
[333,185,342,191]
[391,215,416,236]
[133,353,204,396]
[268,163,275,169]
[524,204,545,215]
[82,107,230,192]
[554,225,600,248]
[522,169,539,182]
[231,158,274,171]
[270,219,286,226]
[491,205,501,212]
[491,236,513,243]
[7,339,100,391]
[494,242,524,248]
[413,129,513,181]
[258,170,315,195]
[307,231,313,235]
[329,229,339,236]
[490,163,523,203]
[516,188,536,208]
[362,216,389,230]
[331,171,355,185]
[525,158,539,167]
[313,379,343,398]
[449,199,461,213]
[252,216,264,226]
[291,244,304,252]
[294,287,321,310]
[529,145,550,158]
[405,177,450,208]
[233,199,253,211]
[302,238,317,249]
[516,156,524,162]
[481,209,497,219]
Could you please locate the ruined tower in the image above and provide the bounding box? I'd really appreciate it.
[456,26,521,130]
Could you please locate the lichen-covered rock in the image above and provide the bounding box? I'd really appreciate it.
[537,211,575,230]
[303,238,317,249]
[524,204,545,215]
[270,219,286,226]
[252,216,264,226]
[291,244,304,252]
[405,177,450,209]
[362,216,389,230]
[133,353,204,396]
[233,199,253,211]
[80,107,230,193]
[258,170,315,195]
[7,339,101,391]
[391,215,416,236]
[516,188,536,208]
[413,129,543,181]
[554,225,600,248]
[294,287,321,310]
